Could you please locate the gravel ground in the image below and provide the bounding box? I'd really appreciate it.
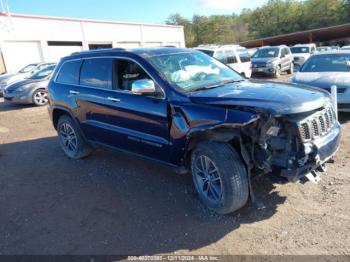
[0,75,349,255]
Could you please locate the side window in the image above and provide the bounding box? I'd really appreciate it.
[80,58,112,89]
[56,60,82,85]
[238,51,251,62]
[225,50,237,64]
[114,59,151,91]
[281,48,285,57]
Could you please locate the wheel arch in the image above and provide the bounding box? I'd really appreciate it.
[52,106,76,130]
[182,127,244,170]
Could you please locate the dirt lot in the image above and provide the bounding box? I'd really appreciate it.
[0,75,350,255]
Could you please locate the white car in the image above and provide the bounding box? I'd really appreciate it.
[290,43,317,68]
[195,45,252,78]
[341,45,350,50]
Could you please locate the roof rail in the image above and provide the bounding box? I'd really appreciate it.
[71,47,126,56]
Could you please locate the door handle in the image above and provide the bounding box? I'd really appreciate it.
[107,97,121,102]
[69,90,80,95]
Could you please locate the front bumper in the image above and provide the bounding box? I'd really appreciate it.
[252,67,276,75]
[280,122,341,180]
[3,89,34,104]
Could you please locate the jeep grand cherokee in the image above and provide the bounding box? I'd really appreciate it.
[47,47,341,214]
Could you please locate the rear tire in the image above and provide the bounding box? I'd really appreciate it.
[191,142,249,214]
[57,115,92,159]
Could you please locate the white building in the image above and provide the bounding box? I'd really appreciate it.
[0,12,185,74]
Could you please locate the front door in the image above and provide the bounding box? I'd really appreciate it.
[76,57,170,162]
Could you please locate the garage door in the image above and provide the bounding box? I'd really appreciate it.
[47,41,83,63]
[117,42,141,48]
[1,41,43,73]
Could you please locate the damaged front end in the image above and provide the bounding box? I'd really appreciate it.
[239,105,341,182]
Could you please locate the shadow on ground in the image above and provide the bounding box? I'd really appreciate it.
[0,137,286,255]
[0,100,36,112]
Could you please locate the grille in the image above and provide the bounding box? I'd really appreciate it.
[298,107,336,142]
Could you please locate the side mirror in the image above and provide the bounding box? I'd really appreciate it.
[131,79,156,95]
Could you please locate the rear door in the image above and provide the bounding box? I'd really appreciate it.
[225,50,240,73]
[237,49,252,78]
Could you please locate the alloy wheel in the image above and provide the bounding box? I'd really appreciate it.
[59,122,78,154]
[193,155,223,203]
[33,90,48,105]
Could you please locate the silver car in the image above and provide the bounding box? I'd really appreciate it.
[291,51,350,112]
[0,62,55,96]
[251,45,294,78]
[3,64,56,106]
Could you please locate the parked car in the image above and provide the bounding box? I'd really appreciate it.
[330,46,340,51]
[251,45,294,78]
[291,43,317,69]
[48,47,340,214]
[0,62,55,96]
[195,45,252,78]
[291,51,350,112]
[341,45,350,50]
[3,64,56,106]
[317,46,332,52]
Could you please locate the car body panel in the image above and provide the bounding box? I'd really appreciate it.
[189,80,329,115]
[291,52,350,112]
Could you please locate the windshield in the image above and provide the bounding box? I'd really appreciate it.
[252,48,279,58]
[197,49,214,57]
[28,65,56,80]
[317,47,330,52]
[291,47,310,54]
[147,51,243,92]
[300,54,350,72]
[18,64,38,73]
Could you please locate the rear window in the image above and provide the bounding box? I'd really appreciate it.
[80,58,112,89]
[237,50,251,62]
[56,60,82,85]
[291,47,310,54]
[197,49,214,57]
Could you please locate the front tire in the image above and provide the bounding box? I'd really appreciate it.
[191,142,249,214]
[57,115,92,159]
[32,89,49,106]
[273,66,281,78]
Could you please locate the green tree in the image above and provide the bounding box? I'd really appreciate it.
[166,14,196,47]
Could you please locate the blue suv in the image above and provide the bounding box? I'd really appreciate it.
[48,47,341,214]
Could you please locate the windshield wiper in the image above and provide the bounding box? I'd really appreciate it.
[191,79,245,92]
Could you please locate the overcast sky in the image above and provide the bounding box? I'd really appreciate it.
[3,0,268,24]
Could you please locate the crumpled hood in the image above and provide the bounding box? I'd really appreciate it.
[292,72,350,89]
[6,78,47,91]
[189,80,330,115]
